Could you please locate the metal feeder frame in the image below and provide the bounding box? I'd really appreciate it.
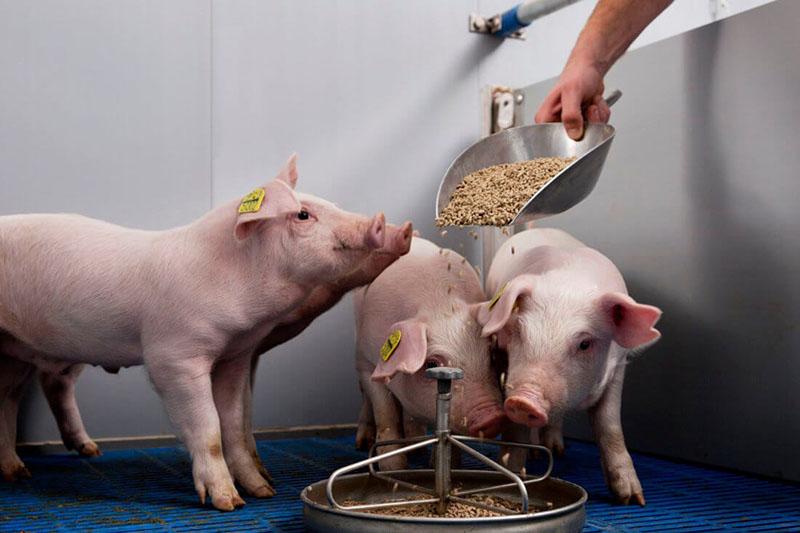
[325,366,554,516]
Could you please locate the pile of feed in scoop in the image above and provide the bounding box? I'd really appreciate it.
[436,157,575,227]
[343,494,529,518]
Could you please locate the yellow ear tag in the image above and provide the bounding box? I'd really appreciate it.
[238,188,266,214]
[380,330,402,362]
[488,283,508,310]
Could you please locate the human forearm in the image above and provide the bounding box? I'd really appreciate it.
[568,0,674,75]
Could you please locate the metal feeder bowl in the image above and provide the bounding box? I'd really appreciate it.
[302,367,587,532]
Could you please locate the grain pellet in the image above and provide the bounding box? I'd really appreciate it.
[436,157,574,227]
[342,494,529,518]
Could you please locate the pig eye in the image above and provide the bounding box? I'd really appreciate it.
[578,339,593,352]
[297,209,310,221]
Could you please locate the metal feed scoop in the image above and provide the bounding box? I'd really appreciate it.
[436,90,621,226]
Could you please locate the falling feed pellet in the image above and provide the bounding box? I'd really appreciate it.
[440,229,448,237]
[436,157,575,227]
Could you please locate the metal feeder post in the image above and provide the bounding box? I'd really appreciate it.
[429,366,463,514]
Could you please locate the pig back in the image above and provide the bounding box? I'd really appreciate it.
[0,214,154,363]
[487,228,626,296]
[355,237,484,365]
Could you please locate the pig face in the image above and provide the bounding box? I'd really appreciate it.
[234,154,386,284]
[371,305,506,439]
[478,275,661,428]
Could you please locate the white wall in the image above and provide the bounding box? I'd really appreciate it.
[1,0,777,443]
[0,0,211,441]
[512,0,800,480]
[477,0,775,89]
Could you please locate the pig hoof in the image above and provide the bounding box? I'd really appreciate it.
[355,425,376,451]
[617,493,646,506]
[248,451,273,483]
[2,463,31,482]
[212,492,246,512]
[607,467,645,507]
[250,484,276,498]
[78,441,102,457]
[258,465,273,484]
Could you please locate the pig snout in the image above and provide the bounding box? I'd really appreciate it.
[386,221,413,255]
[365,213,386,250]
[505,389,550,428]
[468,406,507,439]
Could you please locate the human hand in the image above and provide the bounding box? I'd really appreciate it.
[535,60,611,140]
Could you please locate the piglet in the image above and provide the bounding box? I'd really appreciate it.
[354,237,506,469]
[0,154,391,510]
[239,220,414,479]
[478,228,661,505]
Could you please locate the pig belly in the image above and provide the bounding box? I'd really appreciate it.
[0,331,142,373]
[0,322,143,369]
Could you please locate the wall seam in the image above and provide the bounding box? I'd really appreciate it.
[209,0,214,210]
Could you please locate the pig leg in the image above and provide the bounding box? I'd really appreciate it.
[499,423,533,473]
[242,353,272,483]
[39,365,100,457]
[0,356,35,481]
[540,417,565,457]
[212,356,274,498]
[355,391,376,451]
[358,372,405,471]
[146,356,244,511]
[402,411,426,439]
[589,365,644,506]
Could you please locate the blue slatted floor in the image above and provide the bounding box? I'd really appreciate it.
[1,434,798,531]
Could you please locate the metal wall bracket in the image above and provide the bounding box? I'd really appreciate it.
[469,12,526,40]
[469,1,582,40]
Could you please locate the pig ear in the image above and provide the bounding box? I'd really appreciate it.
[276,153,298,189]
[476,276,534,337]
[234,179,302,241]
[371,320,427,384]
[598,292,662,349]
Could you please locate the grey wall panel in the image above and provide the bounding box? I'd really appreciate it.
[0,1,212,441]
[514,0,799,480]
[211,0,487,430]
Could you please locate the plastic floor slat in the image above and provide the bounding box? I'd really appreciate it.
[1,435,798,532]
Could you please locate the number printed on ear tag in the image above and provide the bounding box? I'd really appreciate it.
[239,188,266,214]
[380,330,402,361]
[488,282,507,310]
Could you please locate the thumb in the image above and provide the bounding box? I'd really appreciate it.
[561,87,584,140]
